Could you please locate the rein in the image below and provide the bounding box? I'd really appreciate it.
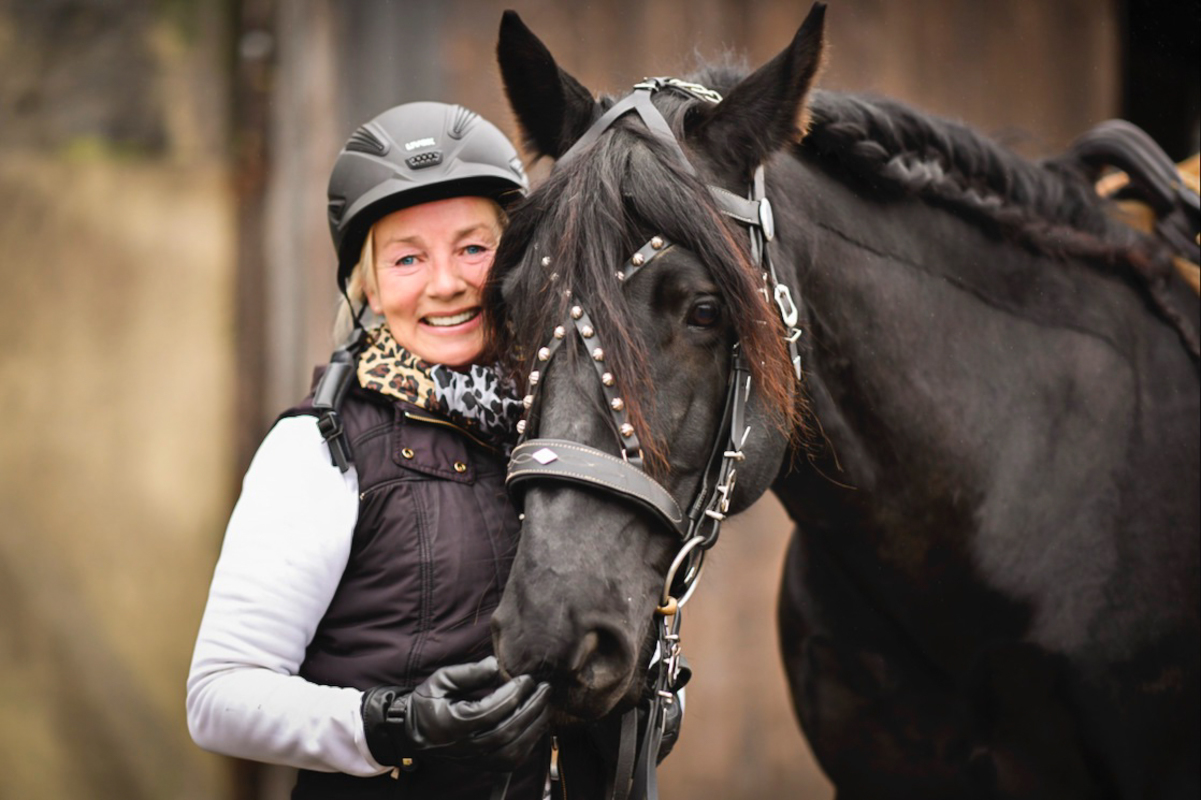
[500,77,802,800]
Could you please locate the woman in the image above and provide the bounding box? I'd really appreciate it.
[187,101,551,799]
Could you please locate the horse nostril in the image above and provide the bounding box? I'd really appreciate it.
[493,595,637,702]
[571,621,634,692]
[570,631,601,672]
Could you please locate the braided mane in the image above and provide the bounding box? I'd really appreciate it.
[684,63,1120,246]
[688,64,1197,360]
[801,91,1121,247]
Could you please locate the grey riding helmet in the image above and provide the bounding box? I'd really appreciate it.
[327,101,529,289]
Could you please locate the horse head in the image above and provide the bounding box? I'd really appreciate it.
[486,4,826,719]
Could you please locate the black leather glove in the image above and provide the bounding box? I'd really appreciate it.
[361,656,551,772]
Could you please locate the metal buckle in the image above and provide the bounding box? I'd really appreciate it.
[716,469,737,514]
[316,409,341,440]
[663,631,683,691]
[632,77,664,93]
[758,196,775,241]
[635,76,724,104]
[774,283,799,328]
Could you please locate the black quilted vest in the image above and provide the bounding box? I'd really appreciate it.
[281,384,547,800]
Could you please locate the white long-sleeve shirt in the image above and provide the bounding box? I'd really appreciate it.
[186,416,387,775]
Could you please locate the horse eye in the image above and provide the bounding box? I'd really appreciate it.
[686,300,721,328]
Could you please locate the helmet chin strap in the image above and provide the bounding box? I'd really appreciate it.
[340,282,369,334]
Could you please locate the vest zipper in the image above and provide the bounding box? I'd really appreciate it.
[402,409,497,452]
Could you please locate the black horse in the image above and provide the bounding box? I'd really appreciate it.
[486,5,1200,798]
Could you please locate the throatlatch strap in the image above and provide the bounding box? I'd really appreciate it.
[708,186,765,228]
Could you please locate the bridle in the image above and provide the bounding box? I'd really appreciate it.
[500,77,802,800]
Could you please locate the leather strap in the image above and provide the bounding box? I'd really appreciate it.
[572,307,643,463]
[609,708,640,800]
[312,329,367,472]
[557,90,695,176]
[619,236,674,285]
[1071,119,1200,263]
[629,703,663,800]
[508,439,688,537]
[685,349,750,548]
[708,185,763,227]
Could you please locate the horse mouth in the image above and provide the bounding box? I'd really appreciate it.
[492,651,637,720]
[494,617,643,720]
[493,658,632,720]
[550,671,640,721]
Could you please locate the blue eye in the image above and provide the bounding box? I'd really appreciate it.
[464,245,487,255]
[396,255,417,266]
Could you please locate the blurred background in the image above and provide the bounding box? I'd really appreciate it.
[0,0,1196,798]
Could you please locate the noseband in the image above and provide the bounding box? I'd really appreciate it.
[501,77,801,800]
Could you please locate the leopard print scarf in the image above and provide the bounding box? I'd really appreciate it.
[357,325,523,451]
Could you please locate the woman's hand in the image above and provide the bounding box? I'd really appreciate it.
[361,656,551,773]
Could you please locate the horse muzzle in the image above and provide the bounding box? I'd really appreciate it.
[492,586,645,719]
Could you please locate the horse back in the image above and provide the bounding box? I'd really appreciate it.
[775,156,1199,797]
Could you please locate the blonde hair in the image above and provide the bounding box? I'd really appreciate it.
[333,227,380,345]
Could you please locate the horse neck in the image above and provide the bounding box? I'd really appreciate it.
[769,152,1113,531]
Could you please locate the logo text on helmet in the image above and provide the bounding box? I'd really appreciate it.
[404,138,437,151]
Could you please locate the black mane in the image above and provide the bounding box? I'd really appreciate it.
[684,62,1122,248]
[803,90,1129,245]
[485,106,797,466]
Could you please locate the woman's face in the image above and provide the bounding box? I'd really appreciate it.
[365,196,502,368]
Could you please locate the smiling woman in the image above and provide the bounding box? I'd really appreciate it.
[184,102,570,800]
[363,196,503,368]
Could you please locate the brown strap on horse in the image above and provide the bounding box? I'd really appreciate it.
[1098,154,1200,294]
[1080,121,1201,295]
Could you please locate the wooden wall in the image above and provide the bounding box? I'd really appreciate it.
[236,1,1123,798]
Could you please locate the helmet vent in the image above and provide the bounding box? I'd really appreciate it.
[405,151,444,170]
[345,124,389,156]
[448,105,478,140]
[327,196,347,224]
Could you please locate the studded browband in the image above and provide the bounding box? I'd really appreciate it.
[505,77,799,550]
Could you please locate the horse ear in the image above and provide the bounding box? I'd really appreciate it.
[497,10,599,160]
[692,2,827,172]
